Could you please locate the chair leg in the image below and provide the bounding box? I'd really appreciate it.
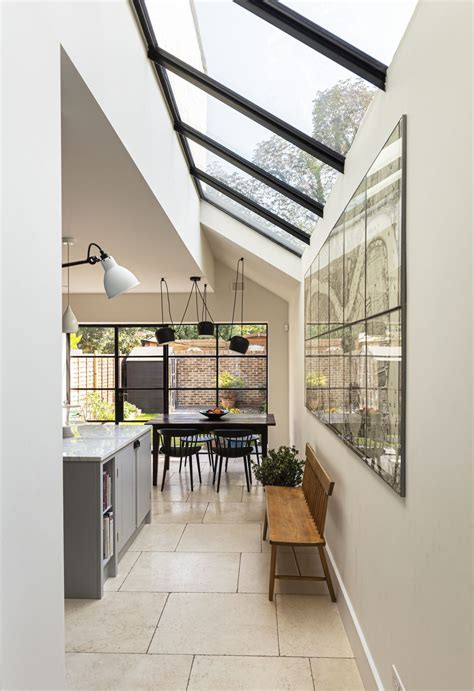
[269,544,277,601]
[225,457,229,472]
[255,440,261,466]
[179,457,182,473]
[196,453,202,483]
[160,457,168,492]
[243,455,250,492]
[189,455,194,492]
[247,455,253,484]
[318,545,337,602]
[216,457,223,493]
[207,441,214,470]
[263,511,268,541]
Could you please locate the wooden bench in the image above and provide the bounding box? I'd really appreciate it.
[263,443,336,602]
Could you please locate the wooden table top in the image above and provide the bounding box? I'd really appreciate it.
[146,413,276,427]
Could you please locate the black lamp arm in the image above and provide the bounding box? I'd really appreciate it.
[61,242,109,269]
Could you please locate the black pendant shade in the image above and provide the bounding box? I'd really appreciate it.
[198,320,214,337]
[156,325,175,345]
[229,334,249,354]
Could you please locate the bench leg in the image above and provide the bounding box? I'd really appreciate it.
[263,511,268,541]
[269,544,277,601]
[318,545,336,602]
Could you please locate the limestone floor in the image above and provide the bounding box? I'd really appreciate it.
[65,457,364,690]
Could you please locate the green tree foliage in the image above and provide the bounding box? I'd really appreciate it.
[207,78,375,230]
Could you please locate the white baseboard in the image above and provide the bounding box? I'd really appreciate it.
[325,544,384,691]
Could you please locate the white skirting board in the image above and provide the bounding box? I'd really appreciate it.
[325,544,384,691]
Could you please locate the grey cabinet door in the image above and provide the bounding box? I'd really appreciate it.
[136,433,151,526]
[117,445,136,548]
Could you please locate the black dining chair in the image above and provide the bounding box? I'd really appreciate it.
[213,429,254,493]
[159,428,202,492]
[180,432,215,472]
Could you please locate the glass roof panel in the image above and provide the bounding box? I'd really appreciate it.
[148,0,376,155]
[202,187,307,254]
[188,140,319,236]
[282,1,417,65]
[167,71,337,205]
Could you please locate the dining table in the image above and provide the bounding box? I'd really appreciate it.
[146,412,276,489]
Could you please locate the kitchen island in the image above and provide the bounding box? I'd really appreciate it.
[63,424,151,599]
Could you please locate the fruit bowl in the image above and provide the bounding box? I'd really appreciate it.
[199,408,229,421]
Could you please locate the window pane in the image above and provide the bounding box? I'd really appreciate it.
[70,355,115,390]
[171,325,217,355]
[329,220,344,328]
[217,325,267,356]
[119,356,163,389]
[344,179,366,323]
[75,327,115,354]
[189,142,319,236]
[118,327,159,355]
[366,121,403,317]
[318,240,330,332]
[123,389,163,421]
[169,357,217,390]
[283,1,417,65]
[154,0,368,152]
[169,71,334,205]
[170,389,217,414]
[70,389,115,422]
[203,189,306,254]
[218,356,266,391]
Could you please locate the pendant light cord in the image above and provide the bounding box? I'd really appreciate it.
[230,257,244,336]
[195,281,215,322]
[160,278,175,328]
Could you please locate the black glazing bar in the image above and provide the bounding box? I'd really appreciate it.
[176,122,324,217]
[234,0,387,90]
[203,197,303,257]
[148,46,345,172]
[192,168,311,244]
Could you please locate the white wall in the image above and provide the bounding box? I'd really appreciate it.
[67,262,290,448]
[289,2,472,689]
[0,0,206,687]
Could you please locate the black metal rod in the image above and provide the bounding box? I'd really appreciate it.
[148,46,345,172]
[234,0,387,90]
[176,122,324,217]
[62,257,97,268]
[192,167,310,244]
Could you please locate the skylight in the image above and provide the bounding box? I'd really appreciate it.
[133,0,417,255]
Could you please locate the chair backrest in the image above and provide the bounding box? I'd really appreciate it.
[214,429,254,457]
[160,428,200,456]
[302,443,335,537]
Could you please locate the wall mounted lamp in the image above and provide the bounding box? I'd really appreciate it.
[61,242,139,299]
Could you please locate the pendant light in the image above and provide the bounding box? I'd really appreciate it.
[156,278,175,345]
[229,257,249,355]
[62,238,79,333]
[196,279,215,337]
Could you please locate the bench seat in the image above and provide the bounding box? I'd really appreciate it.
[263,444,336,602]
[265,486,324,546]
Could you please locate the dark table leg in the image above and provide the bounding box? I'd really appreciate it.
[152,426,159,486]
[261,427,268,458]
[160,453,170,491]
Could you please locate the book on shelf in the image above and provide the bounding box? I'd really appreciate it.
[102,471,112,512]
[103,511,114,560]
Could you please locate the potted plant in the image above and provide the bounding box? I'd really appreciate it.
[305,371,327,411]
[218,371,244,409]
[252,445,305,487]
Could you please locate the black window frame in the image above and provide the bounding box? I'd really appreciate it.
[68,322,269,424]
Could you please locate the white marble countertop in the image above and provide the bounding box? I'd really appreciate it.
[63,425,150,462]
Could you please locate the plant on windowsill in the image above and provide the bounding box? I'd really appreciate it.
[218,371,244,409]
[252,445,305,488]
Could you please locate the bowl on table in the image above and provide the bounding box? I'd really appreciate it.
[199,408,229,421]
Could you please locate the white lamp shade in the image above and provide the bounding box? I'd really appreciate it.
[101,256,139,299]
[62,304,78,333]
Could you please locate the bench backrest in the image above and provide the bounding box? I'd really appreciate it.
[302,443,335,537]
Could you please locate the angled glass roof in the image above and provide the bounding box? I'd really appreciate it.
[135,0,416,254]
[282,1,417,65]
[203,187,308,255]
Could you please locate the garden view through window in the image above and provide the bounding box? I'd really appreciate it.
[68,323,268,423]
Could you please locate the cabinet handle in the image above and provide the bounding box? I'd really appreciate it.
[134,440,141,449]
